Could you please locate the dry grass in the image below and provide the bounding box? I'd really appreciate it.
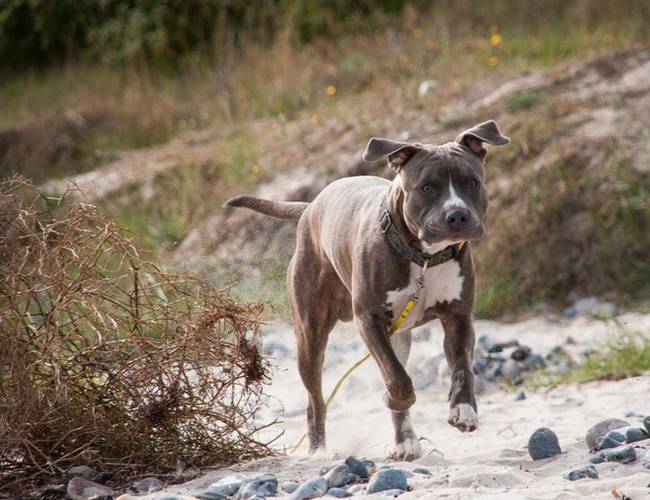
[0,179,277,492]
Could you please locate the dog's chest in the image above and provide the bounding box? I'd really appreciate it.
[385,260,464,331]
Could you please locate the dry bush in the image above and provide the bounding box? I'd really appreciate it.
[0,178,276,491]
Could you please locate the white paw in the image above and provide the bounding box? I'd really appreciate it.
[394,435,422,461]
[448,403,478,432]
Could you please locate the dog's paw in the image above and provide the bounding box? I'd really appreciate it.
[393,435,422,461]
[448,403,478,432]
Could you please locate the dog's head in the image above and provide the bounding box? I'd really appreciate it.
[363,120,509,246]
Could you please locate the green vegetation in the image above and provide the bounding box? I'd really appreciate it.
[508,91,544,112]
[530,333,650,388]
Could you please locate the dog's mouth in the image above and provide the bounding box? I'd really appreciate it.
[419,224,485,245]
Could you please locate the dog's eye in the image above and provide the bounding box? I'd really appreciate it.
[468,179,479,189]
[420,184,434,193]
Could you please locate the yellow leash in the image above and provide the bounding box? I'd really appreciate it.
[288,243,465,454]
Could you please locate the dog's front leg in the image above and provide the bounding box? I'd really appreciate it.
[441,314,478,432]
[354,312,416,412]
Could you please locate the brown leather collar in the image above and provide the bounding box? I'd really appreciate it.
[379,209,464,267]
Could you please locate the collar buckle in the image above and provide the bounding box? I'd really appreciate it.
[380,210,392,234]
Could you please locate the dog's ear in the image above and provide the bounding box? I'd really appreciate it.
[362,138,423,171]
[456,120,509,160]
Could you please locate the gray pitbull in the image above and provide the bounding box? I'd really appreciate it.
[225,120,509,459]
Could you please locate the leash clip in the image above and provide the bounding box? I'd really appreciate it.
[412,258,429,300]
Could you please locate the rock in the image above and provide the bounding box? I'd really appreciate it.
[363,460,377,475]
[33,484,67,497]
[487,340,519,353]
[644,416,650,433]
[642,449,650,469]
[596,444,637,464]
[203,474,247,498]
[526,354,546,370]
[324,464,350,488]
[290,476,328,500]
[563,465,599,481]
[236,474,277,499]
[366,469,408,494]
[325,487,351,498]
[589,453,605,464]
[344,473,359,485]
[412,467,431,476]
[261,337,290,358]
[67,465,100,481]
[418,80,439,97]
[515,390,526,401]
[586,418,630,450]
[281,481,300,494]
[67,477,114,500]
[595,435,624,451]
[624,426,648,443]
[511,346,532,361]
[591,301,617,319]
[501,359,523,384]
[133,477,163,494]
[376,489,403,497]
[528,427,561,460]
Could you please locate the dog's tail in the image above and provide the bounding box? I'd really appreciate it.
[224,195,308,220]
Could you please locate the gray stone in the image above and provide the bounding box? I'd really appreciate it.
[134,477,163,494]
[595,434,625,451]
[261,337,290,358]
[589,453,605,464]
[326,487,352,498]
[363,460,377,475]
[515,390,526,401]
[642,449,650,469]
[366,469,408,494]
[324,464,350,488]
[625,426,648,443]
[66,477,114,500]
[528,427,561,460]
[501,359,523,384]
[67,465,100,481]
[290,477,328,500]
[585,418,630,450]
[412,467,431,476]
[643,416,650,434]
[281,481,300,494]
[511,346,532,361]
[344,473,359,485]
[418,80,439,97]
[526,354,546,370]
[203,474,246,498]
[235,474,277,499]
[596,444,637,464]
[563,465,599,481]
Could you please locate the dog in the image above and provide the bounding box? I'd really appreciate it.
[225,120,509,460]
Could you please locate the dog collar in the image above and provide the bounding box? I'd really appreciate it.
[379,209,465,267]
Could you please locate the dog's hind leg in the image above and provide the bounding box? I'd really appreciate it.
[288,250,341,454]
[390,330,422,460]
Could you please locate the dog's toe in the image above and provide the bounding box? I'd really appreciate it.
[393,435,422,461]
[448,403,478,433]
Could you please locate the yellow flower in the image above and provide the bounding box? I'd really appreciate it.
[310,114,320,125]
[490,33,502,46]
[412,27,423,39]
[325,85,337,97]
[488,56,499,67]
[251,164,261,175]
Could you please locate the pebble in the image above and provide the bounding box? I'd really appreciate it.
[418,80,439,97]
[501,359,523,384]
[526,354,546,370]
[515,390,526,401]
[281,481,300,494]
[203,474,247,498]
[488,340,519,353]
[363,460,377,475]
[511,345,532,361]
[133,477,163,494]
[67,465,100,481]
[366,469,408,494]
[644,416,650,433]
[67,477,114,500]
[595,434,625,451]
[585,418,629,450]
[344,473,359,485]
[412,467,432,476]
[595,444,637,464]
[324,464,350,488]
[235,474,277,499]
[528,427,561,460]
[290,476,328,500]
[326,487,352,498]
[624,426,648,443]
[563,465,599,481]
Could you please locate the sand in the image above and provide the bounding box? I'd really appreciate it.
[158,312,650,499]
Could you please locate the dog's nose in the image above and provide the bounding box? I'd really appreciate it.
[446,209,469,230]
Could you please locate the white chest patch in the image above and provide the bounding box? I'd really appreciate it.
[385,259,464,332]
